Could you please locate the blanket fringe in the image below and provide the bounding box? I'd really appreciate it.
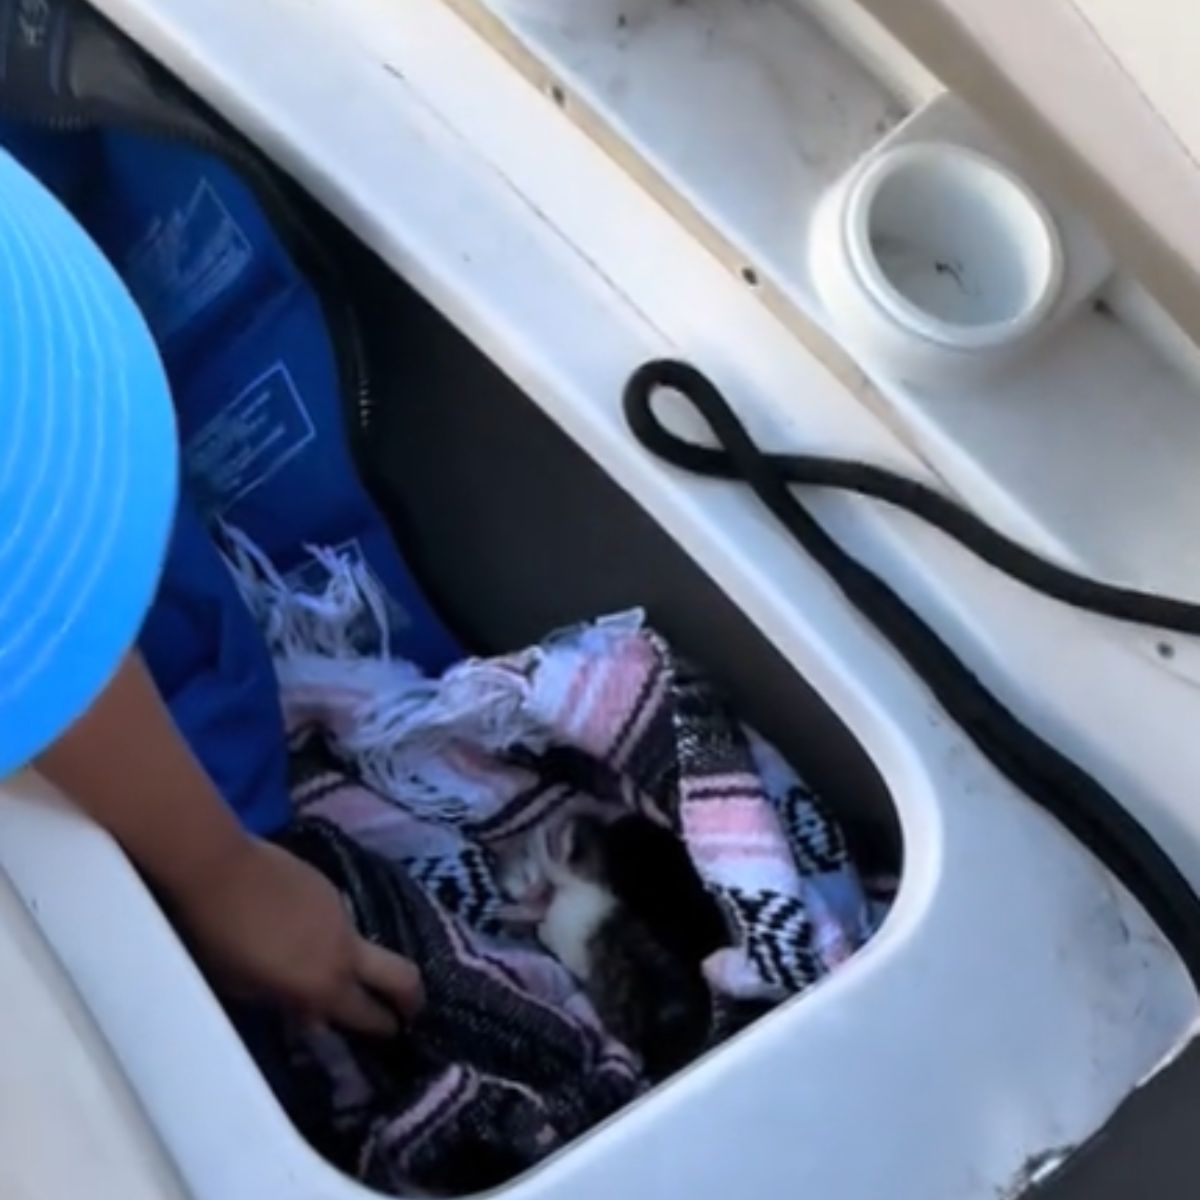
[222,523,394,661]
[220,527,645,802]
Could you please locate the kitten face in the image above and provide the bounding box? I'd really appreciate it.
[495,813,610,923]
[498,812,715,1079]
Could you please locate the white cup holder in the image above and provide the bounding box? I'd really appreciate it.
[813,142,1065,388]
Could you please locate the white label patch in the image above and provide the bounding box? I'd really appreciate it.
[124,178,252,339]
[184,363,316,515]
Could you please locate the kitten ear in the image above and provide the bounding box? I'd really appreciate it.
[544,815,576,864]
[535,819,573,886]
[566,814,610,867]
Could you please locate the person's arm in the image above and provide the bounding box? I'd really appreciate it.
[35,652,422,1034]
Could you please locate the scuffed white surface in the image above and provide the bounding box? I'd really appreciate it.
[0,824,188,1200]
[489,0,1200,609]
[492,0,906,308]
[1070,0,1200,164]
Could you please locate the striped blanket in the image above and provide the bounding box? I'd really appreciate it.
[279,610,875,1001]
[229,539,878,1192]
[273,805,641,1196]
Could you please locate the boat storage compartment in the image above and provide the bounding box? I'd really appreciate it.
[1,1,1199,1199]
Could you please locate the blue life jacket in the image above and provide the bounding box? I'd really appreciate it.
[138,495,292,835]
[0,121,460,835]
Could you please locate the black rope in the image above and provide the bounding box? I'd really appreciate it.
[624,358,1200,990]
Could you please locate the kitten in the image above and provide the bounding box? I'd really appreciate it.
[502,814,717,1080]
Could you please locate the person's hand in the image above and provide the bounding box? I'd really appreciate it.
[34,654,423,1035]
[171,837,424,1036]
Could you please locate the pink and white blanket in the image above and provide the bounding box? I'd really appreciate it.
[229,536,877,1004]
